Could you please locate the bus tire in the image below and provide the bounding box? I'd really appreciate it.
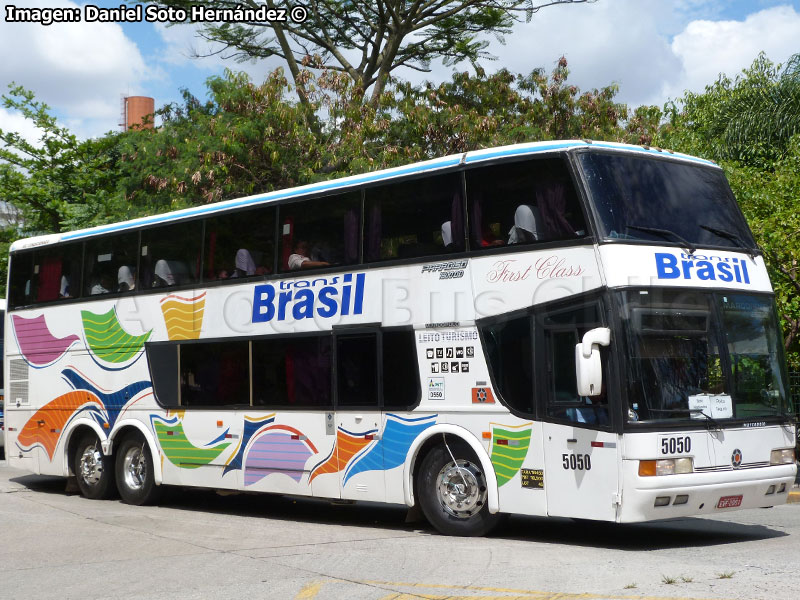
[417,441,501,537]
[115,434,161,506]
[74,434,116,500]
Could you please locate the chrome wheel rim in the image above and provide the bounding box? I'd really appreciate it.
[436,459,486,518]
[122,445,147,491]
[79,445,104,486]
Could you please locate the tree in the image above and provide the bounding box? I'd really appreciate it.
[0,85,124,235]
[148,0,594,106]
[661,52,800,169]
[657,54,800,365]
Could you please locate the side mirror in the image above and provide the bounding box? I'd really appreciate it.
[575,327,611,397]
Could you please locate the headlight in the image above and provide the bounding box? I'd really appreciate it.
[639,458,694,476]
[770,448,795,465]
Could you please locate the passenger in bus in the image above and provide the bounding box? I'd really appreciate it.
[288,240,330,270]
[153,259,175,286]
[60,275,72,298]
[480,224,504,247]
[91,273,114,295]
[508,204,541,244]
[231,248,257,278]
[117,265,136,291]
[441,221,453,250]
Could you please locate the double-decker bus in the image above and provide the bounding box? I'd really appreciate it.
[4,140,795,536]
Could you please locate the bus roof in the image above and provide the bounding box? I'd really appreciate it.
[9,140,717,252]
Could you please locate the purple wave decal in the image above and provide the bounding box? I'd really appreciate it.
[12,314,80,368]
[244,425,317,485]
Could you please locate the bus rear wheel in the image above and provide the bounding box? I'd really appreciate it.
[417,441,501,536]
[74,434,116,500]
[115,435,161,506]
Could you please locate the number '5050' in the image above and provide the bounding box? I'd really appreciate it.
[562,454,591,470]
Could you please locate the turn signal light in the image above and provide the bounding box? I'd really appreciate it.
[639,458,693,476]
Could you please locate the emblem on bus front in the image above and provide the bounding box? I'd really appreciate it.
[731,449,743,468]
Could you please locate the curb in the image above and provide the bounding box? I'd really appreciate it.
[788,490,800,504]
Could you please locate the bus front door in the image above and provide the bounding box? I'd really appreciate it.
[538,304,620,521]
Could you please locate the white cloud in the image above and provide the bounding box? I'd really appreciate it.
[667,5,800,98]
[399,1,800,109]
[396,0,685,107]
[0,0,151,137]
[0,106,45,148]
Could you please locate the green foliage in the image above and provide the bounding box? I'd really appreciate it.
[658,54,800,365]
[0,85,123,235]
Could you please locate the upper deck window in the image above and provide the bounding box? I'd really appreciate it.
[365,173,463,262]
[140,222,202,288]
[84,232,137,296]
[205,206,275,281]
[578,152,757,251]
[466,157,587,250]
[279,192,360,273]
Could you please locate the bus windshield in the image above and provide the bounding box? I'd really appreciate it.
[578,152,757,251]
[616,289,791,424]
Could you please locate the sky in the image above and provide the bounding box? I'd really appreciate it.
[0,0,799,143]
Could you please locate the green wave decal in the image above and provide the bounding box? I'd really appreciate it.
[81,308,152,364]
[154,417,231,468]
[491,425,532,487]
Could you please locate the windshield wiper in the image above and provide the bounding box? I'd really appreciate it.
[648,407,722,431]
[699,225,758,259]
[626,225,696,255]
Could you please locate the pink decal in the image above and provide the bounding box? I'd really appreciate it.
[12,314,79,367]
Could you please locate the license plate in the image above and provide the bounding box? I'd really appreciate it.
[717,495,743,509]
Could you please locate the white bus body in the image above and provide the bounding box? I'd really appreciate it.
[4,141,795,535]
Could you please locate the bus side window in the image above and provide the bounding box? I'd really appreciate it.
[365,173,464,262]
[479,314,534,415]
[336,332,378,408]
[179,341,249,407]
[141,222,202,288]
[252,336,333,408]
[84,232,138,297]
[279,192,360,273]
[8,251,34,309]
[541,303,609,427]
[466,157,587,251]
[382,329,420,410]
[204,206,275,281]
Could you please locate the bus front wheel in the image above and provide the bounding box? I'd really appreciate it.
[115,435,161,505]
[74,434,116,500]
[417,441,501,536]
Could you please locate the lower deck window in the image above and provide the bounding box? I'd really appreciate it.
[180,341,250,407]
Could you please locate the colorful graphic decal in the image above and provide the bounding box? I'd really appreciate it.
[16,367,152,461]
[223,414,276,475]
[82,308,152,367]
[61,367,151,430]
[11,314,80,368]
[343,414,436,485]
[244,425,319,485]
[17,391,101,460]
[152,415,231,468]
[490,422,532,487]
[308,427,376,484]
[161,292,206,340]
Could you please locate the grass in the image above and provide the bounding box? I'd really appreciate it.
[623,583,637,589]
[661,575,678,585]
[717,571,735,579]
